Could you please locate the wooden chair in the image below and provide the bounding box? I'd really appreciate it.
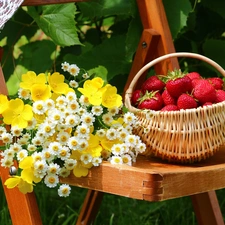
[0,1,225,225]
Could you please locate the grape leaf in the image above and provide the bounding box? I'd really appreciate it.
[17,40,56,73]
[163,0,192,39]
[201,0,225,19]
[27,4,81,46]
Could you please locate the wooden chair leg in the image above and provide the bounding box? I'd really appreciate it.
[76,190,104,225]
[0,166,43,225]
[191,191,224,225]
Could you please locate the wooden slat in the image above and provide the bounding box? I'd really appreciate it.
[61,146,225,202]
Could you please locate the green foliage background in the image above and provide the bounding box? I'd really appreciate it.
[1,0,225,95]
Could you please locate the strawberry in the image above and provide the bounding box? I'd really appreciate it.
[162,89,176,105]
[131,89,142,106]
[215,90,225,103]
[177,93,198,110]
[202,102,213,107]
[166,75,192,98]
[193,80,217,104]
[141,75,165,94]
[207,77,224,90]
[138,91,163,110]
[186,72,202,80]
[160,104,178,111]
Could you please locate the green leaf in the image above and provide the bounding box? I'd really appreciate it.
[203,39,225,72]
[77,0,136,19]
[163,0,192,39]
[17,40,56,73]
[64,35,130,81]
[27,4,81,46]
[201,0,225,19]
[88,66,108,83]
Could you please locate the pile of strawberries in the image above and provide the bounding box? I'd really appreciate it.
[131,70,225,111]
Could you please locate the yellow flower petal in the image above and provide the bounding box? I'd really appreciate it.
[0,94,9,114]
[73,163,89,177]
[31,84,52,101]
[19,156,33,169]
[4,176,21,188]
[18,180,33,194]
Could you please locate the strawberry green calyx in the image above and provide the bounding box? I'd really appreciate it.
[139,90,159,103]
[166,69,186,81]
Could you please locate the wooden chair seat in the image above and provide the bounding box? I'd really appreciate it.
[61,146,225,202]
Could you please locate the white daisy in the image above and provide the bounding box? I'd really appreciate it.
[26,118,37,130]
[111,144,124,156]
[81,112,95,126]
[68,136,80,150]
[47,162,60,175]
[123,112,136,126]
[110,156,123,165]
[45,99,55,110]
[58,184,71,197]
[1,132,13,144]
[42,149,54,162]
[32,152,44,162]
[48,142,62,156]
[106,128,117,140]
[67,100,79,113]
[39,122,55,137]
[108,107,119,116]
[9,143,22,153]
[17,150,28,161]
[65,115,80,127]
[61,62,70,72]
[68,64,80,77]
[64,158,77,170]
[102,113,113,125]
[96,129,106,138]
[57,131,70,145]
[91,105,103,116]
[44,174,59,188]
[136,142,146,153]
[33,100,47,115]
[82,73,89,79]
[78,139,89,150]
[92,157,102,166]
[34,160,48,174]
[80,153,92,164]
[121,154,132,166]
[27,144,37,152]
[1,157,14,168]
[56,96,67,109]
[11,126,23,137]
[0,127,7,136]
[76,124,90,138]
[125,134,137,148]
[59,167,70,178]
[66,92,77,102]
[58,146,71,160]
[69,80,79,88]
[3,149,15,159]
[18,88,31,100]
[79,95,90,107]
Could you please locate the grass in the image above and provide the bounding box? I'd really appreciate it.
[1,180,225,225]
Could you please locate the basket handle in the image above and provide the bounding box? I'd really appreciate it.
[125,52,225,112]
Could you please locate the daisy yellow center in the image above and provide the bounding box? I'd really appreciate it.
[85,117,91,123]
[80,128,87,134]
[70,104,77,110]
[71,140,78,146]
[123,157,129,163]
[45,126,52,133]
[2,137,10,142]
[60,150,67,156]
[54,115,60,120]
[60,136,68,142]
[48,177,56,184]
[114,158,120,163]
[62,188,69,194]
[37,104,43,110]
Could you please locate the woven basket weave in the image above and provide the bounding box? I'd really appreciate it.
[125,52,225,163]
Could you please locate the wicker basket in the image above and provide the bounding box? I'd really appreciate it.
[125,52,225,163]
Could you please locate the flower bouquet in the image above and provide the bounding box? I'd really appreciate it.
[0,62,146,197]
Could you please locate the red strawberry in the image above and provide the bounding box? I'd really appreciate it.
[161,104,178,111]
[191,78,202,89]
[138,91,163,110]
[141,75,165,94]
[162,89,176,105]
[202,102,213,107]
[215,90,225,103]
[131,89,142,106]
[186,72,201,80]
[177,93,198,110]
[193,80,217,104]
[166,75,192,98]
[207,77,224,90]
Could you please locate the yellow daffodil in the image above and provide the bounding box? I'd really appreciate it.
[0,94,9,114]
[82,134,102,157]
[20,71,47,90]
[4,176,34,194]
[2,98,33,128]
[19,156,41,184]
[102,84,122,109]
[31,84,52,101]
[73,162,92,177]
[100,136,122,151]
[78,77,105,105]
[48,72,70,95]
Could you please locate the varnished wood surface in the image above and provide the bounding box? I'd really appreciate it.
[61,146,225,202]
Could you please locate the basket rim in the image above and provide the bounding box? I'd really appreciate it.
[125,52,225,114]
